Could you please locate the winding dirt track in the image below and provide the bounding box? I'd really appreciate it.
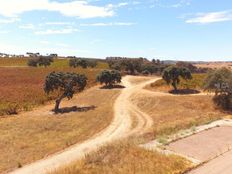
[8,76,158,174]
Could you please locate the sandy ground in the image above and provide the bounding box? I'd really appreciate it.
[8,76,158,174]
[168,126,232,162]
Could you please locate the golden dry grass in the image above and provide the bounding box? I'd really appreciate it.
[195,62,232,70]
[133,92,227,139]
[51,141,191,174]
[0,86,120,173]
[51,77,228,174]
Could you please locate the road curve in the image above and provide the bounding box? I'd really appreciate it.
[8,76,158,174]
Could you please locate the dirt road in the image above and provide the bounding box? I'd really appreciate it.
[8,76,158,174]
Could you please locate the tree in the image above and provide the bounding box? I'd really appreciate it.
[69,58,88,69]
[27,59,38,67]
[203,68,232,110]
[44,72,87,113]
[176,61,198,73]
[37,56,53,67]
[96,70,121,88]
[87,60,97,68]
[162,66,192,91]
[27,56,53,67]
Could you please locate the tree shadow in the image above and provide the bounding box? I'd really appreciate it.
[54,105,96,114]
[169,89,201,95]
[100,85,125,89]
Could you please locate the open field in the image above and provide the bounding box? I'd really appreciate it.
[194,62,232,70]
[0,58,107,69]
[0,85,120,173]
[49,76,228,174]
[0,60,108,116]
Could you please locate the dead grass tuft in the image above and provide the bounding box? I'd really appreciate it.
[51,141,192,174]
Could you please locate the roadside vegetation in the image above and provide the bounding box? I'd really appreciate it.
[51,141,191,174]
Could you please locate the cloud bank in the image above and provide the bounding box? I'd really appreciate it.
[0,0,114,18]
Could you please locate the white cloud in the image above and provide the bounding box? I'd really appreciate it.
[0,17,20,24]
[39,40,50,45]
[80,22,136,26]
[107,2,129,8]
[171,0,191,8]
[0,30,9,34]
[34,28,78,35]
[186,10,232,24]
[44,22,74,26]
[56,43,69,47]
[0,0,114,18]
[19,24,35,29]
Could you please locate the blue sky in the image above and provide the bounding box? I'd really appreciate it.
[0,0,231,61]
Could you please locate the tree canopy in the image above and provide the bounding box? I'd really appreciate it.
[69,58,97,69]
[162,66,192,91]
[96,70,121,88]
[27,56,54,67]
[44,72,87,113]
[204,68,232,110]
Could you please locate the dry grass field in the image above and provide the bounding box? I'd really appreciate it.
[195,62,232,70]
[0,85,120,173]
[51,141,191,174]
[50,76,228,174]
[133,93,226,138]
[0,59,108,116]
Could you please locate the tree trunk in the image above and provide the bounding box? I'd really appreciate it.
[172,82,178,92]
[54,94,65,114]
